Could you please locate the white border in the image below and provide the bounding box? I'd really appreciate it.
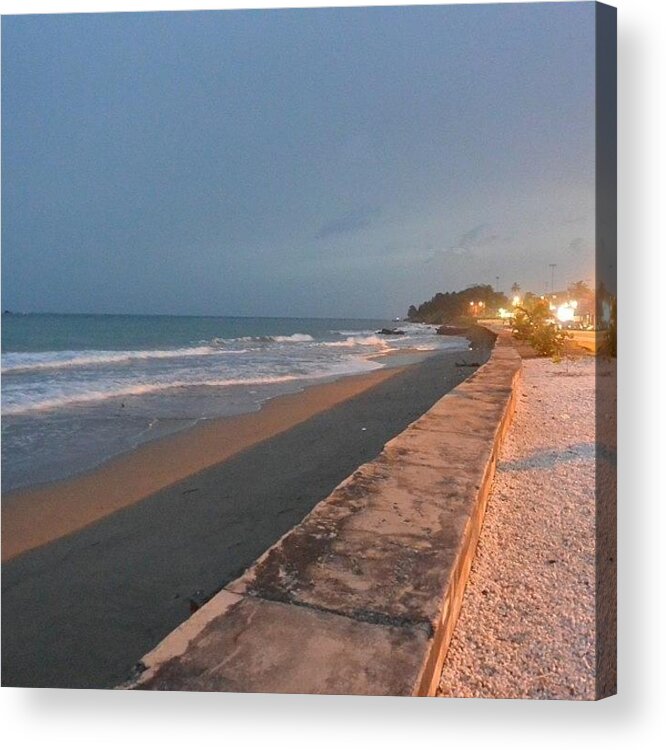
[2,1,665,749]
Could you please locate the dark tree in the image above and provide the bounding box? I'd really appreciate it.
[406,285,509,324]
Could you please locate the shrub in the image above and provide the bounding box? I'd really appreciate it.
[512,307,534,341]
[512,300,571,357]
[529,321,571,357]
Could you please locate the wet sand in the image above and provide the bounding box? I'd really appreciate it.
[2,366,405,562]
[2,348,487,689]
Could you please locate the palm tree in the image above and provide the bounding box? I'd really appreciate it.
[568,280,592,299]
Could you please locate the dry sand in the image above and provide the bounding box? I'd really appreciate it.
[438,356,602,700]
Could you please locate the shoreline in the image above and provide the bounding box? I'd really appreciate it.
[2,362,413,562]
[2,344,446,494]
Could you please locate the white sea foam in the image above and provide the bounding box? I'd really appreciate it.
[330,329,375,336]
[321,335,389,348]
[229,333,315,344]
[2,357,382,416]
[271,333,314,343]
[2,376,299,415]
[1,334,318,375]
[1,346,249,374]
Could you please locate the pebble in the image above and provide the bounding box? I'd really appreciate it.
[438,357,597,700]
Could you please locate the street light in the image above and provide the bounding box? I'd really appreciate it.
[556,303,575,323]
[549,263,557,293]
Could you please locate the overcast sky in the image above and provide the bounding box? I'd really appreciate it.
[2,3,596,319]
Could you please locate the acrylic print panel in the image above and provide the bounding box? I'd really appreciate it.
[0,2,616,698]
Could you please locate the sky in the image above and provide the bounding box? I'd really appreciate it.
[1,2,597,319]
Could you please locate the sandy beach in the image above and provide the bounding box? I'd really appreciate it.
[2,347,486,688]
[2,362,406,562]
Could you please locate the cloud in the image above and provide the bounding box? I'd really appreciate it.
[316,206,381,239]
[425,223,499,263]
[451,224,500,253]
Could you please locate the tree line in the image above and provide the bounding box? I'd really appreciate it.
[406,285,509,324]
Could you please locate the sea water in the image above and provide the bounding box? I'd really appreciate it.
[1,313,468,492]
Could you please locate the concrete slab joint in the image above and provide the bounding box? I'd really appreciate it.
[124,328,522,696]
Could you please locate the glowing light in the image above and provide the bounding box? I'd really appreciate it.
[512,295,521,306]
[556,303,575,323]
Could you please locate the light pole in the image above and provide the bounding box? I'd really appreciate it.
[549,263,557,294]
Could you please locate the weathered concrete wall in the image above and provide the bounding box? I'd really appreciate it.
[124,330,521,696]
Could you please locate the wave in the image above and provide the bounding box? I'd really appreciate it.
[330,329,375,337]
[1,346,249,374]
[2,333,318,374]
[271,333,314,343]
[2,358,382,416]
[321,335,390,348]
[210,332,315,345]
[1,375,304,416]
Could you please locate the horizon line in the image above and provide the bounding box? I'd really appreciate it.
[1,310,401,321]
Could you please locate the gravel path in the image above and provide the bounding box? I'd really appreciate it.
[438,356,597,700]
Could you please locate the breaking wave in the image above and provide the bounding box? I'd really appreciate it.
[321,335,389,348]
[2,359,383,416]
[228,333,315,344]
[1,346,251,374]
[1,334,317,374]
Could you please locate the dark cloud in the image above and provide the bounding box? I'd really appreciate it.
[316,206,381,239]
[425,223,499,263]
[450,224,500,254]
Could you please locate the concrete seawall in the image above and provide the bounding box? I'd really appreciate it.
[125,329,521,696]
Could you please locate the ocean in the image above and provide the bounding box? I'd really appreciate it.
[1,313,468,492]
